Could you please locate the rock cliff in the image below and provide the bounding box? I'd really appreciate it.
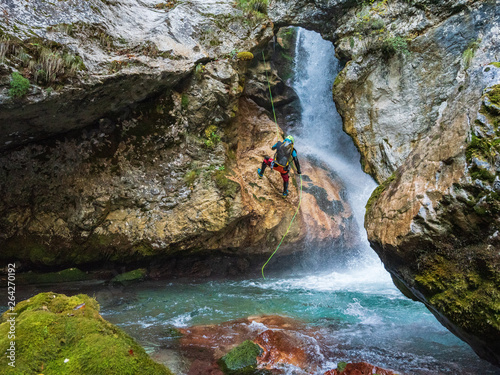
[1,0,500,368]
[270,0,500,367]
[0,0,356,272]
[282,0,500,366]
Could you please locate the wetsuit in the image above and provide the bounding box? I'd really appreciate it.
[260,141,301,195]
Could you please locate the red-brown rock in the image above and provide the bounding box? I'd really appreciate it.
[324,361,397,375]
[254,329,309,369]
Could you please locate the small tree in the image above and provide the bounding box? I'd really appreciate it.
[9,72,30,98]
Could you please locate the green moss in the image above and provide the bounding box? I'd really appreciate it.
[414,256,500,334]
[337,361,347,372]
[184,169,200,186]
[463,38,481,69]
[213,169,240,198]
[111,268,147,284]
[235,0,268,15]
[181,93,189,110]
[365,173,396,215]
[0,293,173,374]
[16,268,91,285]
[218,340,262,374]
[236,51,254,61]
[487,84,500,106]
[8,72,30,98]
[469,166,495,183]
[204,125,221,148]
[381,36,409,58]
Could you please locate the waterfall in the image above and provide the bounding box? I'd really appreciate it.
[292,28,381,269]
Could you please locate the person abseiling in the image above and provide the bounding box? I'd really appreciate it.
[257,135,301,197]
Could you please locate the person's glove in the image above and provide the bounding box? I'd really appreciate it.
[297,170,302,175]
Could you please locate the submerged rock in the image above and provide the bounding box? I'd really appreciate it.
[110,268,147,284]
[218,340,263,374]
[15,267,92,285]
[177,314,399,374]
[0,292,173,374]
[324,362,397,375]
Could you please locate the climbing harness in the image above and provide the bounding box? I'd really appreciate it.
[261,51,303,280]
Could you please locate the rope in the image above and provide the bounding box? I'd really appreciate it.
[261,51,280,139]
[260,51,303,280]
[261,175,302,279]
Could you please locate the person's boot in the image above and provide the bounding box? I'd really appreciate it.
[257,168,263,178]
[282,180,289,197]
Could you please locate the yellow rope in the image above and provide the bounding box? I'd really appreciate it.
[262,51,280,139]
[260,51,303,280]
[261,175,302,279]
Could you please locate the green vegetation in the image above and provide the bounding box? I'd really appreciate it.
[234,0,268,25]
[489,62,500,68]
[8,72,30,98]
[236,51,254,61]
[218,340,262,374]
[414,255,500,333]
[469,166,496,183]
[236,0,268,15]
[365,172,396,215]
[487,84,500,106]
[181,93,189,110]
[381,36,409,57]
[337,361,348,372]
[17,268,91,285]
[465,86,500,186]
[184,169,200,186]
[111,268,147,284]
[195,63,205,79]
[0,293,173,375]
[204,125,221,148]
[463,38,481,69]
[213,168,239,198]
[1,35,86,87]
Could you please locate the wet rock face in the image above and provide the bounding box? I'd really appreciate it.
[0,81,356,270]
[352,0,500,367]
[0,0,357,271]
[272,0,500,367]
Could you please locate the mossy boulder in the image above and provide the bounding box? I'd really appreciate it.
[0,293,173,375]
[218,340,263,374]
[110,268,147,284]
[16,268,92,285]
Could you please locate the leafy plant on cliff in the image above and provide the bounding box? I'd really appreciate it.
[8,71,30,98]
[1,35,86,86]
[204,125,221,149]
[213,169,239,198]
[235,0,268,24]
[184,169,200,186]
[462,38,481,70]
[236,0,268,14]
[381,36,410,58]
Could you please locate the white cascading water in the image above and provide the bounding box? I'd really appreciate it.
[292,28,386,274]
